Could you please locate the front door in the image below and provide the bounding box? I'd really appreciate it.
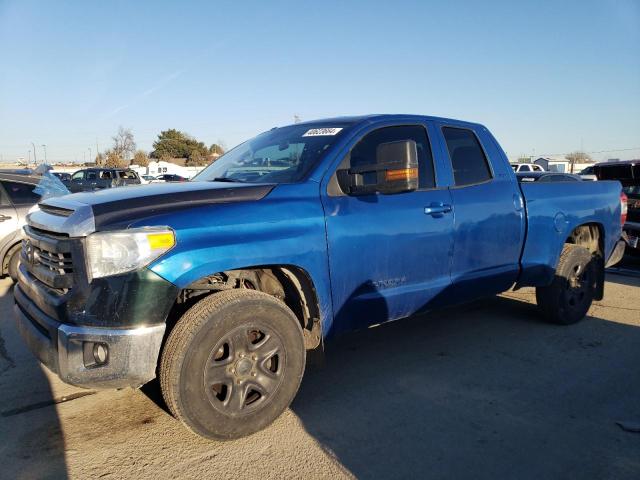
[321,124,454,336]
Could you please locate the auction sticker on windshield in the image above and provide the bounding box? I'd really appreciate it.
[302,127,343,136]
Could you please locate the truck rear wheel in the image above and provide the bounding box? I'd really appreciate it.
[159,289,306,440]
[535,244,596,325]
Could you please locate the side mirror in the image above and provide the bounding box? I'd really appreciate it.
[337,139,419,195]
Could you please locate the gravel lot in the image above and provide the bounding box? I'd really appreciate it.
[1,260,639,479]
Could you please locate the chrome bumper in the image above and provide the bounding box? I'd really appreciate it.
[14,300,165,389]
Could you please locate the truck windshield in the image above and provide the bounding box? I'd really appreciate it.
[194,123,351,183]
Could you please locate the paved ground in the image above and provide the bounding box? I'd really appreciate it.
[1,259,639,479]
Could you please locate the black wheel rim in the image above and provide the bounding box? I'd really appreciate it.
[564,261,592,312]
[204,324,285,415]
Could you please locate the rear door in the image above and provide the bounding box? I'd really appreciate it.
[321,123,454,335]
[435,124,525,302]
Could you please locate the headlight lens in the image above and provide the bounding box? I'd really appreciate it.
[85,227,175,279]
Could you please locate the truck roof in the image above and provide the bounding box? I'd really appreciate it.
[284,114,485,130]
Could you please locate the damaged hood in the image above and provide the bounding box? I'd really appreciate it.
[28,181,275,236]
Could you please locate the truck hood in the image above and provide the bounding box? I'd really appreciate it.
[29,181,275,236]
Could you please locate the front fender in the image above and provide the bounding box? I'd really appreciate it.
[145,183,335,336]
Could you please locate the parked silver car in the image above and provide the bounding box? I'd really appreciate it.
[0,173,42,281]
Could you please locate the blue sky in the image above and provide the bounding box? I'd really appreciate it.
[1,0,638,163]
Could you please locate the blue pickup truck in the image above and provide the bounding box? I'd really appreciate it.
[15,115,625,440]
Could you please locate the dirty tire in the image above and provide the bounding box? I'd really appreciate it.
[536,244,596,325]
[8,248,20,282]
[160,289,306,440]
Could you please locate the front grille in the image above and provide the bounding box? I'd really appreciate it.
[24,241,73,275]
[22,226,76,292]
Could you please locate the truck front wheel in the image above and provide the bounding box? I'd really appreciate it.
[159,289,306,440]
[535,244,597,325]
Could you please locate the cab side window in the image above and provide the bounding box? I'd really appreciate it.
[348,125,435,190]
[72,171,84,181]
[442,127,492,187]
[86,171,97,180]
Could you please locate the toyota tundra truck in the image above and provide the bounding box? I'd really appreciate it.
[14,115,626,440]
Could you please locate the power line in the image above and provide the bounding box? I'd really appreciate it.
[537,146,640,157]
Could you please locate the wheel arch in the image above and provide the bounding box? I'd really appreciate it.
[1,240,22,276]
[167,264,323,351]
[564,222,605,300]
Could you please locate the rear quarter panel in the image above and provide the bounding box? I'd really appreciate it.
[517,180,622,287]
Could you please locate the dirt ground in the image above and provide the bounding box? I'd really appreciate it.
[1,261,639,479]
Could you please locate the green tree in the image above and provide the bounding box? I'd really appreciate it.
[151,129,208,160]
[133,150,149,167]
[186,149,204,166]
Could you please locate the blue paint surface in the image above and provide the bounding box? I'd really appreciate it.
[142,115,622,338]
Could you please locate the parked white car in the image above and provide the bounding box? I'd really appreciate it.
[511,163,545,173]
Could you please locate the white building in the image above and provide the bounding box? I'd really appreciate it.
[131,160,207,179]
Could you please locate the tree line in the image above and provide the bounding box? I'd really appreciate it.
[98,126,225,168]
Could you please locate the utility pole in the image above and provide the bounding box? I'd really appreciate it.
[88,147,92,164]
[96,139,100,165]
[41,144,47,164]
[31,142,37,166]
[28,150,31,164]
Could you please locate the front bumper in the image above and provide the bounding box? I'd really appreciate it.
[14,285,165,389]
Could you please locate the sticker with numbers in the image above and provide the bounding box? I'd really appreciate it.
[302,127,343,137]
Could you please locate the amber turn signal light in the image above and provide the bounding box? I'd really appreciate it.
[385,168,418,182]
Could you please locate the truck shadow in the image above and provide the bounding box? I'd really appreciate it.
[291,293,640,479]
[0,281,69,479]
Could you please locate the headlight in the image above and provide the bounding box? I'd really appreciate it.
[85,227,175,279]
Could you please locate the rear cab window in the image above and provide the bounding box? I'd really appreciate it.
[442,127,493,187]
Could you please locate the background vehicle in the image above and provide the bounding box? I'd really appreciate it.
[579,165,598,181]
[516,172,582,183]
[594,160,640,252]
[140,175,156,184]
[510,162,545,172]
[0,173,41,281]
[51,172,72,182]
[151,173,187,183]
[64,168,141,192]
[15,114,625,441]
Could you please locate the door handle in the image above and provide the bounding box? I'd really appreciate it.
[424,203,452,217]
[0,214,12,222]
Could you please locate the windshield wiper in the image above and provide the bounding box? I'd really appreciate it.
[211,177,242,183]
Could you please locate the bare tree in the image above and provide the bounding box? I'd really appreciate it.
[104,150,127,168]
[112,126,136,161]
[566,151,592,173]
[133,150,149,167]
